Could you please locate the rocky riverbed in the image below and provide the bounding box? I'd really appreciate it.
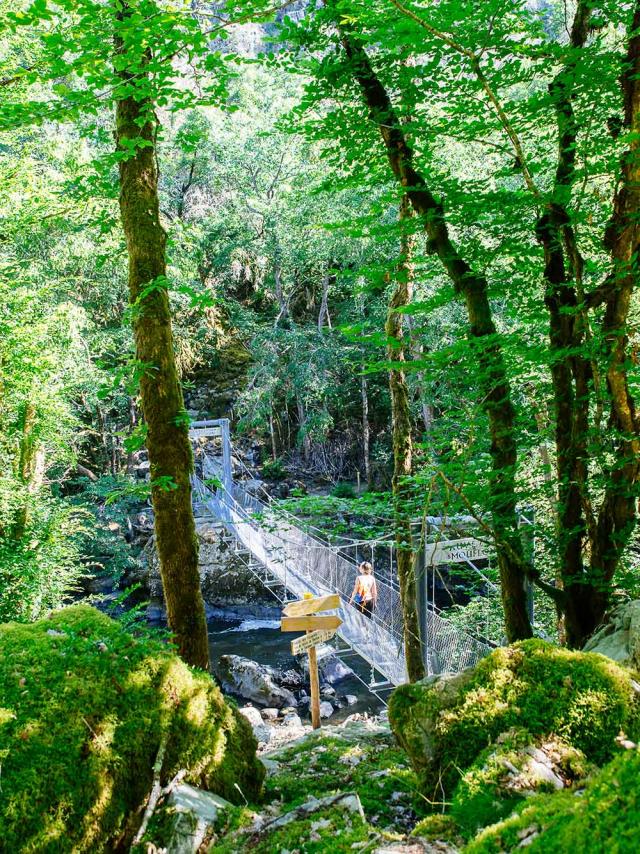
[207,616,385,727]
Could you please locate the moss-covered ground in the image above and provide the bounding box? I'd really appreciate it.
[0,605,263,852]
[210,724,427,852]
[467,747,640,853]
[389,639,640,801]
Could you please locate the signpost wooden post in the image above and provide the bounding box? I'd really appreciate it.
[281,594,342,730]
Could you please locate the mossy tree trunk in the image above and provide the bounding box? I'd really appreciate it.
[587,0,640,640]
[114,3,209,669]
[386,195,425,682]
[337,25,532,642]
[14,401,45,538]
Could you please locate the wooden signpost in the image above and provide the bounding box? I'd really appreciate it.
[281,593,342,730]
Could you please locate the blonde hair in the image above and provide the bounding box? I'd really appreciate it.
[359,561,373,575]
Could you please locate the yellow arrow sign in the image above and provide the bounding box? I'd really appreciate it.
[291,628,336,655]
[282,593,340,618]
[281,615,343,633]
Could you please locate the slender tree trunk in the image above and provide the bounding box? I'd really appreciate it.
[386,195,424,682]
[318,265,332,333]
[269,410,278,461]
[273,249,289,327]
[296,396,311,462]
[405,314,434,436]
[14,401,45,538]
[361,371,372,490]
[337,26,532,641]
[114,5,209,669]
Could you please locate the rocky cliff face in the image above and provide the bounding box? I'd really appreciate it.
[184,338,251,421]
[145,519,279,619]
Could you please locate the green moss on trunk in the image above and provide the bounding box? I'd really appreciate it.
[114,4,208,669]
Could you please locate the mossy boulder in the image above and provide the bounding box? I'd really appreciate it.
[466,747,640,853]
[0,605,264,852]
[388,639,640,802]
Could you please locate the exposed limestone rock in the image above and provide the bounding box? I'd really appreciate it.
[160,785,232,854]
[319,700,334,719]
[450,732,593,834]
[583,599,640,669]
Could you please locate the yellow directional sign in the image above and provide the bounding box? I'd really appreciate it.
[280,595,343,732]
[281,615,342,633]
[290,628,336,655]
[283,593,340,618]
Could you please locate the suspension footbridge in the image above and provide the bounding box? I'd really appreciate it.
[189,419,493,688]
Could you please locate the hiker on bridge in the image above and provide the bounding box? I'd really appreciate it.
[348,561,377,619]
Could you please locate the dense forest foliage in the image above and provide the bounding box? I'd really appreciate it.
[3,0,640,657]
[3,0,640,851]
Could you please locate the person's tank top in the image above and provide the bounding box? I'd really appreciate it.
[357,574,375,601]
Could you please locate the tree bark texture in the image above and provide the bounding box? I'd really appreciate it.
[115,6,209,669]
[360,368,372,489]
[535,0,640,645]
[386,195,425,682]
[533,0,597,646]
[590,0,640,636]
[338,27,532,642]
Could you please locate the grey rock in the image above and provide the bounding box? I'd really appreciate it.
[219,655,297,708]
[320,655,354,684]
[159,784,232,854]
[239,705,263,727]
[253,723,273,744]
[261,707,279,721]
[319,700,334,719]
[282,712,303,728]
[583,599,640,668]
[260,757,280,775]
[343,694,358,706]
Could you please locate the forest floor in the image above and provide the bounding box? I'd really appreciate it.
[209,715,436,853]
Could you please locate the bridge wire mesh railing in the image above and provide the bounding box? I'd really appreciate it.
[192,449,493,684]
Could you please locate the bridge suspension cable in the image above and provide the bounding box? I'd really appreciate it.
[189,419,493,686]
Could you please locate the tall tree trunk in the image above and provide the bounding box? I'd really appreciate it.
[269,410,278,461]
[534,0,595,646]
[296,396,311,462]
[114,5,209,669]
[318,265,332,333]
[386,195,425,682]
[337,25,532,641]
[588,0,640,637]
[361,370,372,489]
[273,249,289,327]
[405,314,434,436]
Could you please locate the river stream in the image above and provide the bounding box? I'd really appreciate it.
[207,616,385,721]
